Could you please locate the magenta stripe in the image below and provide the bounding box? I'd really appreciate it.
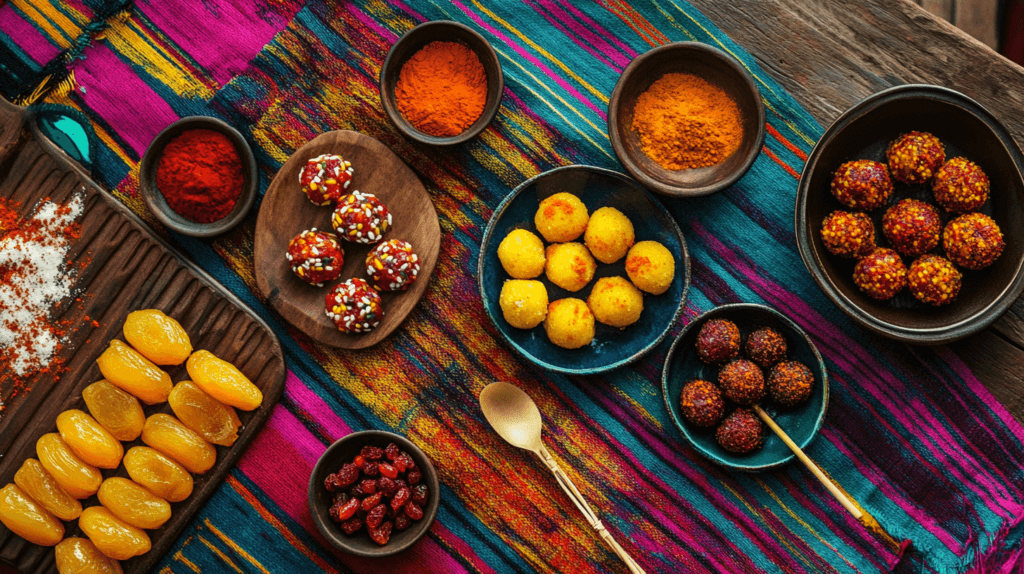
[524,0,631,70]
[556,0,639,57]
[933,346,1024,444]
[283,371,353,440]
[0,5,61,64]
[346,4,398,43]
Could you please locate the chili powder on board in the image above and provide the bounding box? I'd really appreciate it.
[155,129,243,223]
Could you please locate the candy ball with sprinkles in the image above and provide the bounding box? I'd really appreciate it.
[366,239,420,292]
[830,159,893,211]
[943,212,1005,270]
[299,154,353,205]
[853,247,907,300]
[325,278,384,334]
[887,131,945,184]
[820,210,875,258]
[882,199,941,258]
[332,190,392,244]
[908,254,961,306]
[932,157,990,213]
[286,229,344,286]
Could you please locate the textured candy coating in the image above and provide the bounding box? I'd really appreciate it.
[932,157,989,212]
[715,408,765,454]
[122,447,193,503]
[696,319,741,364]
[887,131,945,184]
[168,380,241,446]
[122,309,192,365]
[625,241,675,295]
[544,242,596,292]
[943,213,1005,270]
[584,206,635,264]
[186,350,263,411]
[882,199,941,257]
[853,248,907,300]
[97,477,171,530]
[96,340,172,405]
[36,433,102,499]
[679,379,724,427]
[544,298,594,349]
[57,409,124,469]
[821,211,876,258]
[907,255,962,306]
[82,380,146,441]
[14,458,81,521]
[497,229,545,279]
[142,414,216,474]
[830,160,893,210]
[587,276,643,328]
[331,190,391,244]
[79,506,151,560]
[366,239,420,292]
[534,192,589,243]
[718,360,765,405]
[0,483,64,546]
[286,229,344,286]
[299,153,353,205]
[325,278,384,334]
[745,328,787,368]
[767,361,815,407]
[499,280,548,329]
[55,537,124,574]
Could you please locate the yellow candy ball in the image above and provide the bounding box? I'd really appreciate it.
[497,229,546,279]
[499,280,549,329]
[587,277,643,328]
[584,207,635,264]
[544,298,595,349]
[544,242,596,292]
[535,193,589,243]
[626,241,675,295]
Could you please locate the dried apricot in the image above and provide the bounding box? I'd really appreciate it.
[122,447,193,503]
[97,477,171,530]
[55,537,124,574]
[13,458,81,521]
[141,414,216,474]
[186,350,262,410]
[0,483,64,546]
[123,309,192,365]
[96,340,172,404]
[79,506,151,560]
[57,409,124,469]
[167,380,241,446]
[36,433,102,499]
[82,380,146,442]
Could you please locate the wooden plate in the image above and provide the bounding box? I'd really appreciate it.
[0,99,286,573]
[255,130,440,349]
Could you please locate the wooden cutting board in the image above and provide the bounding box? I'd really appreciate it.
[0,99,287,573]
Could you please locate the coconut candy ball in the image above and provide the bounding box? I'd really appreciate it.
[325,278,383,334]
[830,160,893,211]
[696,319,741,364]
[587,276,643,328]
[584,207,635,264]
[499,280,548,329]
[286,229,344,287]
[534,192,589,243]
[882,199,942,257]
[718,359,766,406]
[544,242,596,292]
[887,131,945,184]
[498,229,546,279]
[299,154,353,205]
[907,255,961,306]
[625,241,675,295]
[715,408,765,454]
[943,212,1005,270]
[331,190,391,244]
[366,239,420,292]
[767,361,814,407]
[679,379,725,428]
[821,211,876,258]
[544,298,595,349]
[932,157,990,213]
[853,248,907,300]
[745,327,787,368]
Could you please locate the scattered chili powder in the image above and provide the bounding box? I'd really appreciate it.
[395,41,487,138]
[155,129,243,223]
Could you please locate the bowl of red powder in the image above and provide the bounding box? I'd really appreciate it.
[139,116,258,237]
[380,20,503,145]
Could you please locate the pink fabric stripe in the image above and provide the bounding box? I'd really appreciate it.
[533,0,634,68]
[283,371,353,441]
[934,346,1024,444]
[0,5,61,64]
[346,4,398,44]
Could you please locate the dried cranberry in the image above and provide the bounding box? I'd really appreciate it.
[369,521,392,545]
[336,463,360,487]
[411,484,429,506]
[404,502,424,520]
[366,504,387,529]
[330,497,359,522]
[378,476,397,497]
[394,457,407,473]
[395,514,411,531]
[333,491,350,504]
[385,443,400,461]
[361,446,384,461]
[361,492,383,512]
[359,479,377,495]
[363,461,379,477]
[378,462,398,479]
[407,470,422,485]
[324,473,343,492]
[340,517,363,535]
[391,487,410,511]
[398,453,415,472]
[395,479,408,491]
[348,485,363,499]
[354,455,366,468]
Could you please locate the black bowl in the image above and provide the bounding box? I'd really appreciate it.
[380,21,503,145]
[138,116,258,237]
[796,84,1024,344]
[308,430,439,557]
[608,42,765,198]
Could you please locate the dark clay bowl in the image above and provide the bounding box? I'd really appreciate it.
[608,42,765,198]
[662,304,829,472]
[380,20,503,145]
[309,430,439,558]
[796,84,1024,344]
[138,116,258,237]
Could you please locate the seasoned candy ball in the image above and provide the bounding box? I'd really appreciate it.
[625,241,675,295]
[286,229,344,286]
[716,408,764,454]
[679,379,724,427]
[584,207,635,264]
[534,192,589,243]
[933,157,990,213]
[366,239,420,292]
[908,255,961,306]
[853,248,907,300]
[821,211,875,258]
[830,160,893,211]
[544,298,594,349]
[498,229,546,279]
[718,360,765,405]
[325,278,383,334]
[499,280,548,329]
[697,319,741,364]
[332,190,391,244]
[300,154,353,205]
[943,213,1004,270]
[587,276,643,328]
[887,131,945,184]
[882,199,941,257]
[545,242,596,292]
[745,327,787,368]
[767,361,814,407]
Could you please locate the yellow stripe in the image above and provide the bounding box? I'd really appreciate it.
[103,18,214,100]
[196,534,245,574]
[720,481,815,572]
[173,537,202,574]
[204,519,272,574]
[10,0,83,48]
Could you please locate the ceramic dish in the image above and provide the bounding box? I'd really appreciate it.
[796,84,1024,344]
[138,116,258,237]
[380,20,504,145]
[607,42,765,198]
[661,304,829,472]
[309,430,440,558]
[478,165,690,374]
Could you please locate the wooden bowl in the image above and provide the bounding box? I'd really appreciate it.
[308,431,440,558]
[379,20,503,145]
[138,116,258,237]
[608,42,765,198]
[662,304,829,472]
[796,84,1024,344]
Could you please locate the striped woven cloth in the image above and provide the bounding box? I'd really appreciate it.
[3,1,1024,572]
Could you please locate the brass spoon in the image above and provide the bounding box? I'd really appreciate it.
[480,382,646,574]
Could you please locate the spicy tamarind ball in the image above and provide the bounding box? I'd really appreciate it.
[887,131,945,184]
[830,160,893,211]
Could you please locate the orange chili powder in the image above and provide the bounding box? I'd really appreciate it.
[395,41,487,137]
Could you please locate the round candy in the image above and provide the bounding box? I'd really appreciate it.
[325,278,384,334]
[587,276,643,328]
[332,191,392,244]
[745,327,787,368]
[286,229,344,286]
[499,280,548,329]
[625,241,675,295]
[299,154,353,205]
[767,361,814,407]
[544,298,594,349]
[366,239,420,292]
[534,192,589,243]
[679,379,724,428]
[887,131,945,184]
[498,229,545,279]
[908,255,961,306]
[943,212,1004,270]
[696,319,740,364]
[545,243,596,292]
[718,360,765,406]
[584,207,635,264]
[830,160,893,211]
[933,157,989,213]
[853,248,907,300]
[821,211,875,258]
[716,408,764,454]
[882,199,941,257]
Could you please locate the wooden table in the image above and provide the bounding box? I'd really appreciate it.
[688,0,1024,421]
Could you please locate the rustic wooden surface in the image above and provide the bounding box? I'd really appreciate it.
[0,99,287,574]
[254,130,440,349]
[686,0,1024,421]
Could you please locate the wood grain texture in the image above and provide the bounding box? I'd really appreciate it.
[254,130,440,349]
[0,100,286,574]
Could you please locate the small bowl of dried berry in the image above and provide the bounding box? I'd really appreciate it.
[309,430,439,557]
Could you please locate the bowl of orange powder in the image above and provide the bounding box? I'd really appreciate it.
[608,42,765,198]
[380,20,503,145]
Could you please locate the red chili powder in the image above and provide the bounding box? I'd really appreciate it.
[155,129,243,224]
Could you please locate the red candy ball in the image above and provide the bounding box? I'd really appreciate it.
[887,131,945,184]
[908,255,961,306]
[943,213,1004,270]
[821,211,876,258]
[286,229,344,286]
[325,278,384,334]
[933,157,989,213]
[679,379,724,427]
[853,248,907,300]
[716,408,764,454]
[300,154,353,205]
[882,199,941,257]
[332,191,392,244]
[366,239,421,292]
[830,160,893,211]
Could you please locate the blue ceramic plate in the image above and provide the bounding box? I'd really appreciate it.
[661,304,829,471]
[478,165,690,374]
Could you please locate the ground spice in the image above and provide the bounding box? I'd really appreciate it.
[395,41,487,137]
[156,129,243,223]
[631,73,743,170]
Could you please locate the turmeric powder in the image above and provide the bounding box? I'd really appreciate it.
[631,73,743,170]
[396,41,487,138]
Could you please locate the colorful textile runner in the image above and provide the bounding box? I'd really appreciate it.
[2,0,1023,572]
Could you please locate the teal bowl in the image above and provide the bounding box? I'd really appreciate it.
[661,304,829,471]
[477,165,690,374]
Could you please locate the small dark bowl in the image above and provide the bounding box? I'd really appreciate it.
[138,116,258,237]
[796,84,1024,344]
[662,304,829,472]
[380,21,503,145]
[608,42,765,198]
[309,430,440,558]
